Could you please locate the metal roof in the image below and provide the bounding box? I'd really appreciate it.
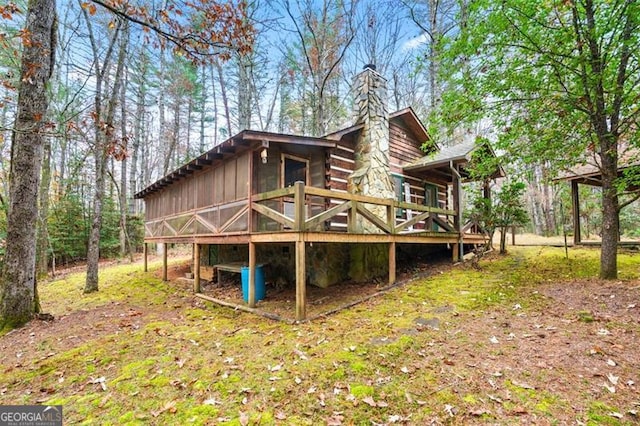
[404,135,477,171]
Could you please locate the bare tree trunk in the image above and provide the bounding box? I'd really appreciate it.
[84,16,126,293]
[600,144,619,279]
[199,65,206,152]
[542,180,555,236]
[0,0,56,328]
[237,54,252,130]
[186,96,193,157]
[158,49,167,172]
[209,64,219,145]
[118,43,133,262]
[215,62,232,138]
[36,139,52,279]
[499,227,507,254]
[129,48,148,213]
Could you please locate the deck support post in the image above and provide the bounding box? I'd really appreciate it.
[571,180,581,245]
[162,243,168,281]
[452,241,459,262]
[295,239,306,321]
[348,201,358,233]
[294,181,305,231]
[388,241,396,284]
[248,241,256,307]
[194,243,201,293]
[143,243,148,272]
[452,162,462,262]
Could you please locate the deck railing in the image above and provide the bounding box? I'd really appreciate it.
[251,181,464,236]
[144,182,486,239]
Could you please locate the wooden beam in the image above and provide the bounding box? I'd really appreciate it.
[162,243,168,281]
[394,201,454,216]
[295,239,306,321]
[248,242,256,307]
[571,180,581,245]
[206,152,224,161]
[433,215,454,232]
[251,186,295,202]
[306,186,394,207]
[143,243,148,272]
[247,231,470,244]
[355,203,391,234]
[388,241,396,285]
[452,241,459,262]
[252,203,294,228]
[452,167,462,259]
[194,243,201,292]
[387,204,395,234]
[195,293,294,323]
[305,200,351,230]
[348,200,358,233]
[294,181,306,231]
[395,210,432,232]
[242,130,336,147]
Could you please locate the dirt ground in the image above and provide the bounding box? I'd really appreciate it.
[1,249,639,423]
[185,255,456,321]
[447,278,640,422]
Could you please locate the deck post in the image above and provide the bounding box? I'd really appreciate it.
[143,243,148,272]
[248,241,256,307]
[348,201,358,233]
[452,241,459,262]
[452,165,463,261]
[571,180,581,245]
[162,243,168,281]
[295,239,306,321]
[194,243,201,293]
[388,240,396,284]
[294,181,305,231]
[387,203,395,234]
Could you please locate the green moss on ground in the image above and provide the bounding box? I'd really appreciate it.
[0,247,638,424]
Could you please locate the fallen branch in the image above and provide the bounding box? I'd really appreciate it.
[195,293,295,324]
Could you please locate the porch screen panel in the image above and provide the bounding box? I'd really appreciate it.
[224,158,237,201]
[214,166,224,204]
[236,153,249,199]
[198,168,215,208]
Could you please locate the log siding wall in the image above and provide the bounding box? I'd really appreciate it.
[143,119,456,238]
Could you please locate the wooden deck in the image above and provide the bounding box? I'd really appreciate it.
[143,182,486,245]
[143,182,487,321]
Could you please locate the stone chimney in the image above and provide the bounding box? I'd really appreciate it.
[348,65,396,232]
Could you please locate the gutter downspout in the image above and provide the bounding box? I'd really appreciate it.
[450,161,464,259]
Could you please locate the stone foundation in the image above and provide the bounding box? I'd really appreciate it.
[348,243,389,282]
[198,243,387,289]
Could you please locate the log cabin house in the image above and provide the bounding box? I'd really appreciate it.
[134,65,502,320]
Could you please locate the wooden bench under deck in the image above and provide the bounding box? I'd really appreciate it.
[213,262,246,286]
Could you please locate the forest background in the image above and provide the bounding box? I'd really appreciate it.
[0,0,638,278]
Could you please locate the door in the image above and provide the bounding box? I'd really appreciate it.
[282,155,309,220]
